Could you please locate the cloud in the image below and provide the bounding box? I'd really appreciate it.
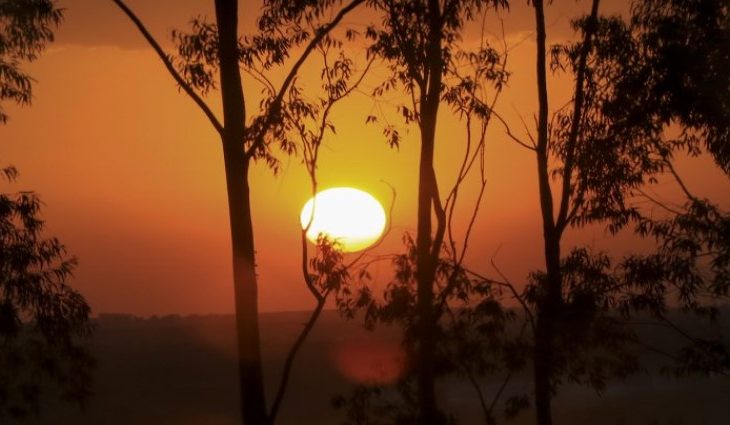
[54,0,630,50]
[56,0,220,49]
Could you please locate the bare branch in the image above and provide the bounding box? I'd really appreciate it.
[111,0,223,135]
[267,299,327,420]
[665,159,698,202]
[466,369,493,423]
[268,235,329,423]
[556,0,601,233]
[243,66,276,97]
[493,110,536,151]
[485,322,528,417]
[347,181,397,269]
[634,188,685,215]
[490,246,536,332]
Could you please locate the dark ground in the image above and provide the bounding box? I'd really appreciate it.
[17,310,730,425]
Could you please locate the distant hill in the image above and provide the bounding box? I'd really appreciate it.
[15,310,730,425]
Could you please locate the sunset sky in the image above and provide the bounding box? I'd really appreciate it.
[1,0,727,316]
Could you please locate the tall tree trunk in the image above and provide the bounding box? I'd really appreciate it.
[533,237,561,425]
[215,1,268,424]
[415,1,445,423]
[416,120,438,425]
[223,144,268,425]
[531,1,561,424]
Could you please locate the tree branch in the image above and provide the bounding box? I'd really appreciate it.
[111,0,223,135]
[245,0,365,160]
[493,110,536,151]
[556,0,601,233]
[665,159,698,202]
[268,270,328,423]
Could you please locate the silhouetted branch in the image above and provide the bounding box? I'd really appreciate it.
[556,0,601,233]
[635,188,684,215]
[245,0,365,160]
[268,266,328,422]
[664,159,698,202]
[456,156,487,267]
[270,41,373,422]
[488,365,515,415]
[489,247,536,332]
[430,168,447,264]
[111,0,223,135]
[243,66,276,97]
[466,370,492,423]
[493,110,536,151]
[449,41,507,267]
[347,181,397,269]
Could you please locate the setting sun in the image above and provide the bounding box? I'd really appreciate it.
[300,187,387,252]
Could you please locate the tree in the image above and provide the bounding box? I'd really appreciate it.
[365,2,454,421]
[0,0,92,419]
[583,0,730,376]
[268,36,373,424]
[524,1,604,423]
[0,0,61,123]
[0,167,93,420]
[110,1,364,423]
[507,1,730,424]
[365,0,506,422]
[619,0,730,174]
[329,1,513,423]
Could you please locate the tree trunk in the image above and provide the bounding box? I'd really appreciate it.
[415,2,445,423]
[222,144,268,425]
[215,1,268,424]
[416,120,438,425]
[531,1,560,424]
[533,236,561,425]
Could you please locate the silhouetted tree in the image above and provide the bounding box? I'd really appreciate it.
[333,235,530,425]
[519,2,605,423]
[505,1,730,424]
[0,0,60,123]
[268,37,373,423]
[362,2,509,423]
[327,2,521,423]
[0,168,93,420]
[578,0,730,375]
[110,1,364,424]
[0,0,92,419]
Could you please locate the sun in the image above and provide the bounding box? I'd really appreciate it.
[300,187,387,252]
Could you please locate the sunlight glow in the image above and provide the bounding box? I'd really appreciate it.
[300,187,386,252]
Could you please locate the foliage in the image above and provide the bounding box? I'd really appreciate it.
[0,1,92,419]
[113,1,369,423]
[330,1,514,423]
[362,0,508,147]
[0,0,62,123]
[169,0,366,173]
[627,0,730,174]
[0,167,93,419]
[518,0,730,408]
[334,235,530,424]
[578,0,729,345]
[332,383,422,425]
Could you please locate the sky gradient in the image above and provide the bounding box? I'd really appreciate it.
[1,0,727,315]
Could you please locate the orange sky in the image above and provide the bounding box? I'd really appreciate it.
[1,0,727,315]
